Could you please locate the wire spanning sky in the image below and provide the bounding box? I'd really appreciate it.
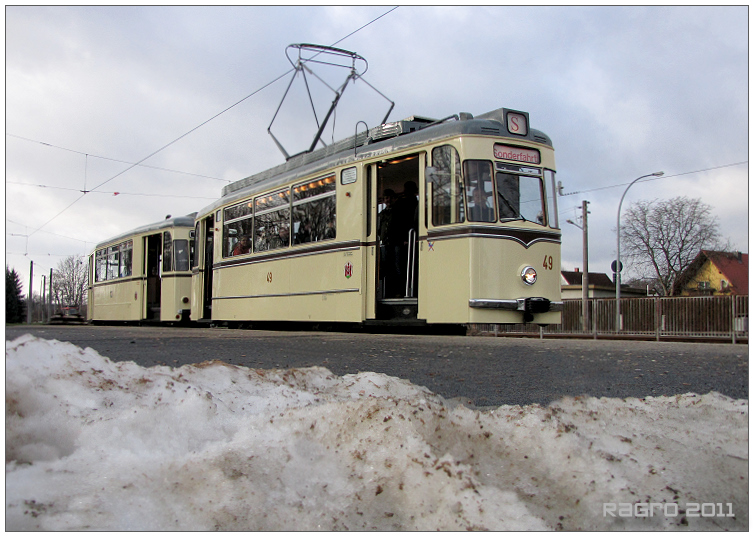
[6,6,748,294]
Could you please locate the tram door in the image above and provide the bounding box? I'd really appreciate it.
[200,215,214,320]
[374,153,422,321]
[144,233,162,320]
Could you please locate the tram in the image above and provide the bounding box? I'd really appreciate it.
[87,214,196,323]
[191,106,562,327]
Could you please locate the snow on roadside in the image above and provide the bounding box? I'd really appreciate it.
[5,335,748,530]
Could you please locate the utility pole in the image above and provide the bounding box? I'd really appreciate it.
[566,201,590,331]
[27,261,33,324]
[42,275,46,324]
[49,268,54,319]
[580,200,589,331]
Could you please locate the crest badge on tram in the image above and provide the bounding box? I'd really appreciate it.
[344,262,353,279]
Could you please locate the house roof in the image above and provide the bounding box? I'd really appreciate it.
[673,250,749,295]
[705,250,748,294]
[561,271,615,287]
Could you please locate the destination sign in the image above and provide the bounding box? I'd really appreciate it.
[493,144,541,164]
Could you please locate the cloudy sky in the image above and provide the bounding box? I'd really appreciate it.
[6,6,748,296]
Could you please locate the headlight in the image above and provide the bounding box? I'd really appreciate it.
[521,266,537,285]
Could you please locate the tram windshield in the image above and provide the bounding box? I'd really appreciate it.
[495,172,545,225]
[458,159,547,226]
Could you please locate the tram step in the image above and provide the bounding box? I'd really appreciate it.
[376,298,418,321]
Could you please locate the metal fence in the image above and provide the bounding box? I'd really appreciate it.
[471,295,749,343]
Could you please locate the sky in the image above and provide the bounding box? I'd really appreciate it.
[7,334,748,530]
[5,6,749,295]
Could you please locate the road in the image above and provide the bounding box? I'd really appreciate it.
[5,324,748,407]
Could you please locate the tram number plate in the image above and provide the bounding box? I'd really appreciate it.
[266,271,273,283]
[543,256,554,270]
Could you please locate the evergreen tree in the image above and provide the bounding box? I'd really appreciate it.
[6,267,25,323]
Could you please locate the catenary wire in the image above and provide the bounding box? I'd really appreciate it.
[561,161,748,197]
[5,133,230,183]
[23,7,400,238]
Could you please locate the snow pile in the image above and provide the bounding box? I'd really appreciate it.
[6,335,748,531]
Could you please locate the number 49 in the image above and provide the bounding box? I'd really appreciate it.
[543,255,553,270]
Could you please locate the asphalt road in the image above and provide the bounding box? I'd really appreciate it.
[6,324,749,407]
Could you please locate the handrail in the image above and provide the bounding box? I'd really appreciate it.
[405,229,417,297]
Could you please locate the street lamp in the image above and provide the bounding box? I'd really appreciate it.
[615,171,664,331]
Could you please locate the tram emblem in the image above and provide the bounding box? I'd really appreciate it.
[344,262,353,279]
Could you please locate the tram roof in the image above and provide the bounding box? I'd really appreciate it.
[93,213,197,250]
[200,107,553,215]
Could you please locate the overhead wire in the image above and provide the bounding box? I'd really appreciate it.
[14,6,401,251]
[7,181,216,199]
[561,161,748,197]
[5,133,230,183]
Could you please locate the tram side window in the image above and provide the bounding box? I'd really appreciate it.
[95,240,132,281]
[496,172,545,225]
[174,239,190,271]
[544,169,559,229]
[95,249,107,282]
[107,246,120,280]
[119,240,133,278]
[463,160,495,222]
[193,223,201,268]
[162,232,173,272]
[292,175,336,245]
[223,201,254,257]
[254,189,291,252]
[426,145,466,226]
[429,145,465,226]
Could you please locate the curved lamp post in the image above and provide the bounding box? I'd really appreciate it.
[615,171,664,331]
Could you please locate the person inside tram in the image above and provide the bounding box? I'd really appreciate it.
[386,181,419,297]
[232,235,251,256]
[270,225,290,249]
[296,218,313,244]
[323,218,336,240]
[378,189,398,297]
[469,187,494,222]
[254,228,268,252]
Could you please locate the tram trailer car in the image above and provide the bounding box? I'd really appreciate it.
[88,214,196,323]
[191,107,562,328]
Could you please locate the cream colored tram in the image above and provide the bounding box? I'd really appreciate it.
[88,214,196,323]
[192,107,562,327]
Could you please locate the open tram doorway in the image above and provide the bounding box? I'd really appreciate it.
[375,153,421,321]
[144,234,162,320]
[201,215,214,320]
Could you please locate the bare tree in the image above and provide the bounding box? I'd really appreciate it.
[620,196,732,296]
[52,256,88,308]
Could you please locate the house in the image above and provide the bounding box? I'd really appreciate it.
[673,251,748,296]
[561,269,646,299]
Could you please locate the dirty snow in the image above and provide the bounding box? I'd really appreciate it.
[5,335,748,531]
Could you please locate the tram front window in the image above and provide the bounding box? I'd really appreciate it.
[496,172,545,225]
[463,160,495,222]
